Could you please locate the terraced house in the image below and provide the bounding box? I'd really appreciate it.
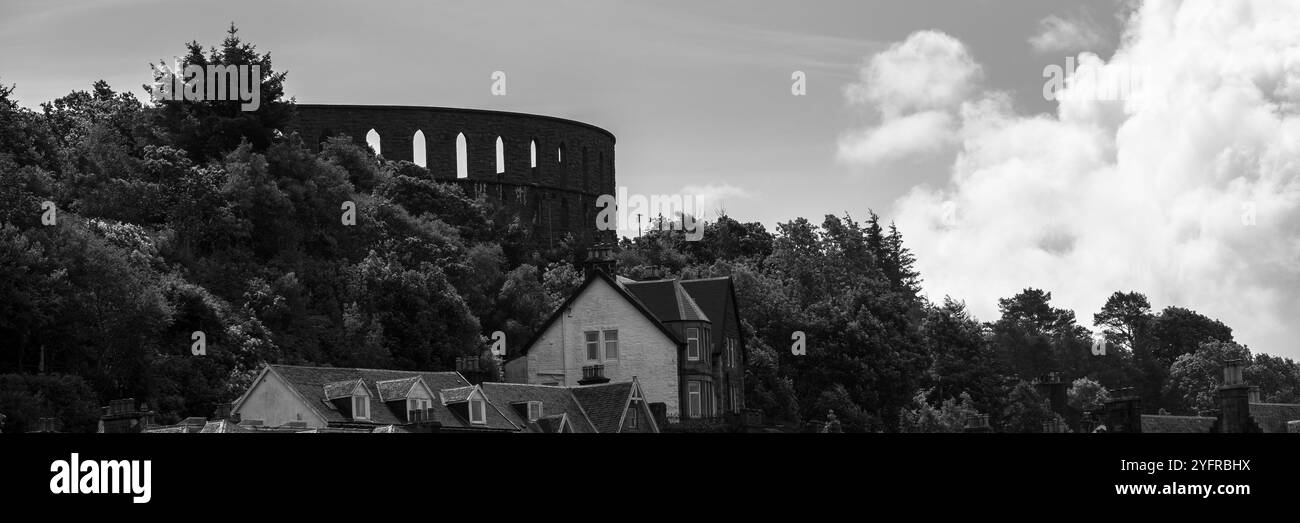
[210,364,657,433]
[504,245,747,422]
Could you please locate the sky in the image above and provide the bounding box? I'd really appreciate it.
[1,0,1297,359]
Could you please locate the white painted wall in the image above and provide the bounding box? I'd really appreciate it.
[516,278,681,416]
[233,370,328,428]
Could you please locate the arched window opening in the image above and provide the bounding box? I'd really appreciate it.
[495,136,505,174]
[456,133,468,179]
[530,139,538,169]
[365,128,381,156]
[413,130,427,168]
[557,142,565,164]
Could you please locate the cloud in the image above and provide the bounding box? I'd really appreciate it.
[681,183,753,219]
[1029,12,1109,54]
[837,110,956,165]
[844,30,982,118]
[865,0,1300,358]
[837,30,979,167]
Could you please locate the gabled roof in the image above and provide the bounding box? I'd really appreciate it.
[479,382,597,433]
[568,380,658,433]
[516,271,685,357]
[323,379,368,400]
[680,277,745,356]
[623,278,709,323]
[440,386,476,404]
[375,376,425,402]
[235,365,472,428]
[535,414,569,433]
[437,384,518,431]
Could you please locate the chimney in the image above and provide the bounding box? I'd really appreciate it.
[583,243,616,279]
[1034,372,1068,418]
[1103,387,1142,433]
[1216,359,1260,433]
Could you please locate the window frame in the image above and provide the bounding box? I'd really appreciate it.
[527,401,543,422]
[352,394,369,420]
[688,381,701,418]
[585,330,600,361]
[470,397,487,425]
[687,327,700,361]
[603,329,619,360]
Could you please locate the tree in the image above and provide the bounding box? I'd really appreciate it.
[899,390,980,433]
[1246,354,1300,404]
[922,297,1000,414]
[1067,377,1110,412]
[1164,340,1251,414]
[1001,380,1053,433]
[1093,291,1151,352]
[145,24,293,162]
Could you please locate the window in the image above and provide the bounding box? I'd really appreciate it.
[495,136,505,174]
[527,401,542,422]
[365,128,381,156]
[470,397,486,425]
[688,382,701,418]
[727,337,737,368]
[586,329,617,361]
[413,130,427,167]
[585,331,600,361]
[604,329,619,359]
[407,398,430,420]
[628,404,638,429]
[352,395,369,420]
[557,142,565,163]
[455,132,468,179]
[687,328,700,361]
[732,386,742,412]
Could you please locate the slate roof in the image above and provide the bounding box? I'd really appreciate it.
[440,386,476,403]
[679,277,742,354]
[375,377,423,402]
[323,379,366,400]
[1141,415,1216,433]
[246,365,472,428]
[623,279,709,323]
[516,271,685,356]
[1249,403,1300,433]
[535,414,568,433]
[570,381,635,434]
[437,385,518,431]
[480,382,597,433]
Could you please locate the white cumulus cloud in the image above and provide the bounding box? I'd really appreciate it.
[837,30,980,166]
[1029,12,1109,54]
[872,0,1300,358]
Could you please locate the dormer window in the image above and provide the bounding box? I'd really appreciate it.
[408,398,430,421]
[528,401,543,422]
[470,397,486,425]
[353,394,369,420]
[687,328,700,361]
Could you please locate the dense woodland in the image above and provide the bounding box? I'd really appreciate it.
[2,28,1298,432]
